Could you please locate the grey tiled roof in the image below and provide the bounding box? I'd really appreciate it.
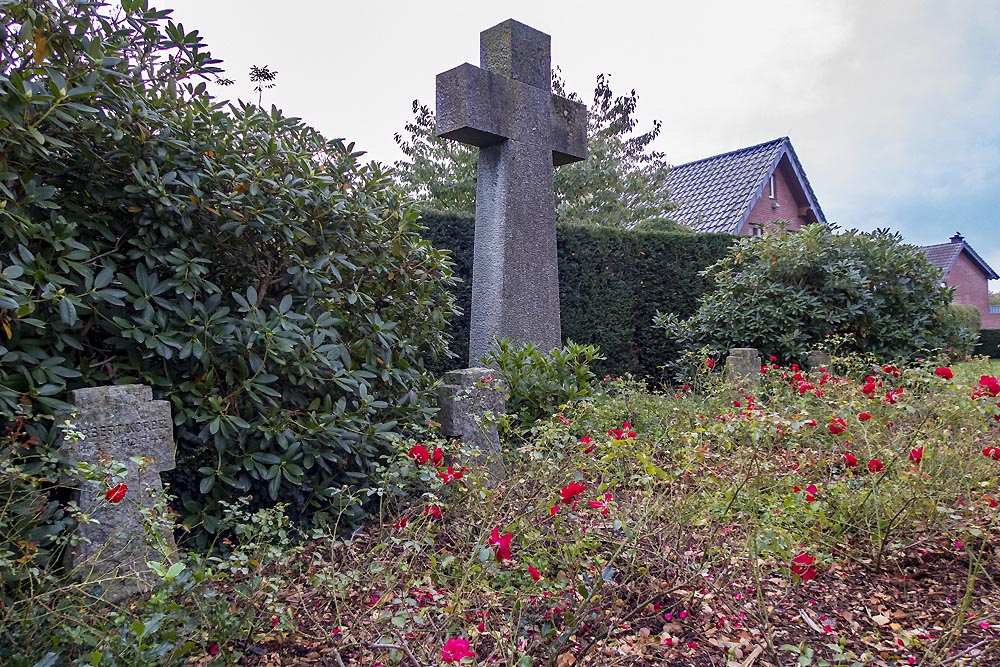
[920,243,962,274]
[920,239,999,280]
[664,137,826,234]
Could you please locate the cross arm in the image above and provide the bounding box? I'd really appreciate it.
[436,63,509,148]
[436,64,587,165]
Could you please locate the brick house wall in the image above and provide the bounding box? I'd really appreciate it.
[738,162,810,235]
[947,252,1000,328]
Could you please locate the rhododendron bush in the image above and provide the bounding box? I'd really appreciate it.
[655,224,976,365]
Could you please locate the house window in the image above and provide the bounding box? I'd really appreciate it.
[750,223,764,236]
[769,175,776,199]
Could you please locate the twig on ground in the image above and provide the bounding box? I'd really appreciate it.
[371,641,425,667]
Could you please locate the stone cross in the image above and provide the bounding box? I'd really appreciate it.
[436,19,587,365]
[58,384,176,598]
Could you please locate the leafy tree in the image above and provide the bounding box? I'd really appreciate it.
[394,101,478,213]
[1,0,455,541]
[655,224,976,364]
[394,71,681,229]
[249,63,278,107]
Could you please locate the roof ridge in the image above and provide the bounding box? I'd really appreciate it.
[669,136,788,170]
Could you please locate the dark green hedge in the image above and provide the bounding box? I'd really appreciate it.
[976,329,1000,358]
[419,212,734,382]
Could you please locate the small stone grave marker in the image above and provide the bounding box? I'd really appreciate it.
[725,347,762,387]
[807,350,832,371]
[58,384,176,597]
[436,368,505,460]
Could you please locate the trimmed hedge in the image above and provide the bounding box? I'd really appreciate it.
[419,212,734,382]
[976,329,1000,358]
[949,304,982,334]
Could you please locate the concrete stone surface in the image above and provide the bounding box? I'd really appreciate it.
[436,368,504,459]
[57,384,176,598]
[725,347,762,386]
[436,19,587,365]
[806,350,832,371]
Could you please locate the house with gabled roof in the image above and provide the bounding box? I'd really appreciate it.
[664,136,825,235]
[920,233,1000,329]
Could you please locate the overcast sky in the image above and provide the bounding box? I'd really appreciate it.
[164,0,1000,289]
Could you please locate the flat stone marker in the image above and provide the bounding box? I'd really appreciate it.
[807,350,831,371]
[58,384,176,597]
[437,18,587,365]
[725,347,762,386]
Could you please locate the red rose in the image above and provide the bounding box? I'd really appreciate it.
[408,445,430,464]
[442,637,475,664]
[706,358,716,369]
[868,458,885,473]
[791,551,818,581]
[858,412,872,421]
[843,452,858,468]
[977,376,1000,397]
[423,505,442,519]
[105,483,127,503]
[559,482,586,504]
[489,527,513,561]
[828,417,847,435]
[884,388,903,404]
[528,564,542,581]
[935,367,954,380]
[794,484,818,502]
[431,447,444,466]
[982,446,1000,461]
[909,447,923,465]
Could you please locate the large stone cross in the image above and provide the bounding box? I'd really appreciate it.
[436,19,587,365]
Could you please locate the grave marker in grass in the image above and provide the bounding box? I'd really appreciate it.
[58,384,176,598]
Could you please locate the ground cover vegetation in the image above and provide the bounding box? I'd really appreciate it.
[5,351,999,665]
[0,0,456,546]
[394,71,683,230]
[656,225,977,368]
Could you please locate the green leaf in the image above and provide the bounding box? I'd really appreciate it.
[33,652,60,667]
[58,297,77,326]
[166,561,186,578]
